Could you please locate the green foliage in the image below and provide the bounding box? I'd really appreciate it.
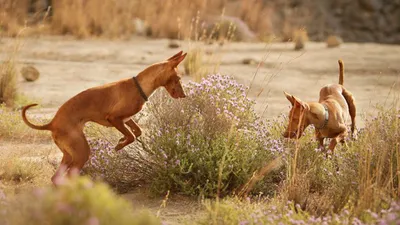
[0,176,160,225]
[135,74,284,197]
[281,106,400,216]
[350,106,400,213]
[195,197,400,225]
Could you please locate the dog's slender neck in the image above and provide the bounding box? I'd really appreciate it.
[135,63,168,100]
[132,76,148,101]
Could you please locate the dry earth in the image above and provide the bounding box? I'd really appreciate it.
[0,36,399,224]
[1,36,399,123]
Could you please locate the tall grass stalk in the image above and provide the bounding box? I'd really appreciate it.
[0,29,24,107]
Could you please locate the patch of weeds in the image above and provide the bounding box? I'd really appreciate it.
[0,104,51,142]
[195,197,400,225]
[0,157,43,184]
[0,176,160,225]
[0,59,17,107]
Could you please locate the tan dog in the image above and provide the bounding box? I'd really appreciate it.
[22,51,187,184]
[283,60,356,153]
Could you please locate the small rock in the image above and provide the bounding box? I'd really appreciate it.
[242,58,258,65]
[21,65,40,82]
[326,35,343,48]
[168,40,180,49]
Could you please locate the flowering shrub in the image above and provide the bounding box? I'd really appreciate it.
[135,74,284,197]
[279,106,400,216]
[196,198,400,225]
[82,138,144,193]
[350,106,400,213]
[0,176,160,225]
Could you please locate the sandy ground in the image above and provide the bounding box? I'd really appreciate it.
[1,36,399,224]
[1,36,399,125]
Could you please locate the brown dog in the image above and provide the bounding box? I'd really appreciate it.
[22,51,187,184]
[283,60,356,153]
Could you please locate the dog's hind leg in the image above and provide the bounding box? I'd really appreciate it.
[107,117,135,151]
[342,87,357,138]
[65,131,90,177]
[51,153,73,185]
[51,134,73,185]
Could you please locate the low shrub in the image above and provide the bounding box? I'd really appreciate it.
[195,197,400,225]
[351,106,400,214]
[0,157,44,184]
[280,105,400,216]
[0,104,51,142]
[51,0,136,38]
[0,176,160,225]
[0,60,17,107]
[82,138,144,193]
[134,74,284,197]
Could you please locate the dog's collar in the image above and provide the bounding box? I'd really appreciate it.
[317,104,329,129]
[132,76,148,102]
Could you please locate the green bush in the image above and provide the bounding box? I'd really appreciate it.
[281,106,400,216]
[0,176,160,225]
[195,197,400,225]
[350,106,400,213]
[134,74,284,197]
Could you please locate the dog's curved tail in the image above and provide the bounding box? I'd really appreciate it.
[338,59,344,85]
[22,104,52,130]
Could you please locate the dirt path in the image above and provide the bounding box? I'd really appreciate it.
[1,36,399,126]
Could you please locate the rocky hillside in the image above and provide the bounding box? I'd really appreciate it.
[268,0,400,44]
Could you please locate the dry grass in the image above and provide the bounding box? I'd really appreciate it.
[0,0,30,36]
[0,60,17,107]
[0,0,292,40]
[0,105,52,142]
[0,32,24,107]
[236,0,275,39]
[51,0,136,38]
[132,0,226,39]
[0,157,45,184]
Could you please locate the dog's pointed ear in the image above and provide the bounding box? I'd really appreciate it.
[167,51,183,61]
[284,91,295,106]
[292,96,310,111]
[169,52,187,67]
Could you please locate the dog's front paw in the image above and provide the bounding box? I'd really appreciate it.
[115,143,125,151]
